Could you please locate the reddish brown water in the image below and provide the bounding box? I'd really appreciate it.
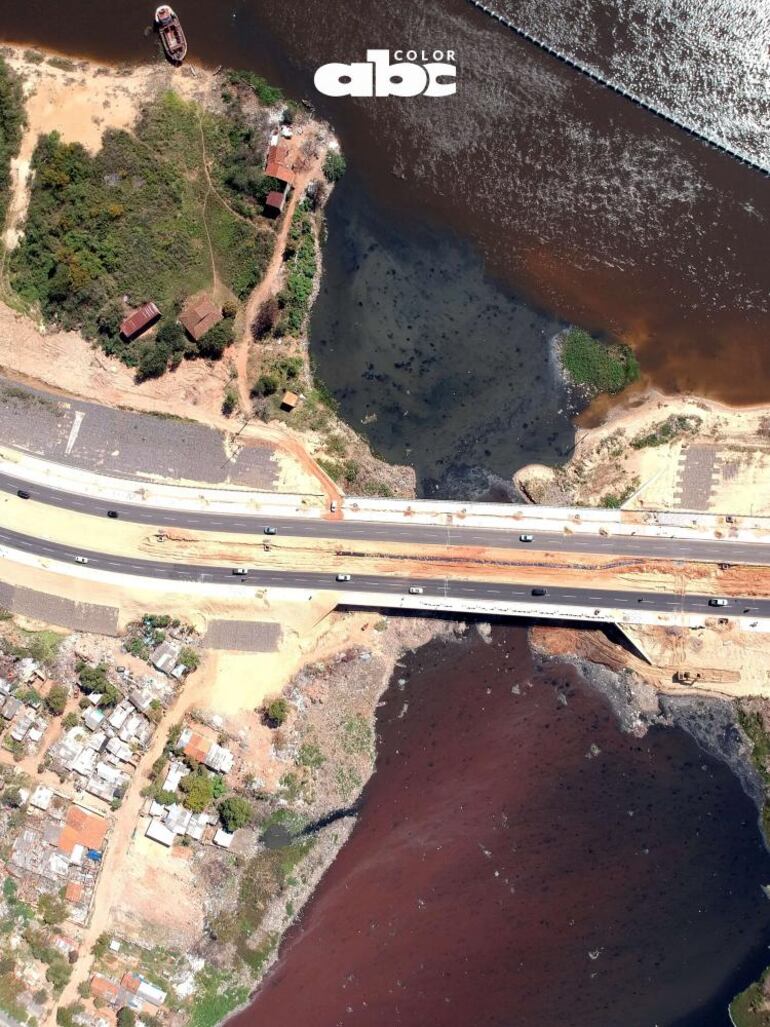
[235,627,770,1027]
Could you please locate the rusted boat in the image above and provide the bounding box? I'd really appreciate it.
[155,5,187,64]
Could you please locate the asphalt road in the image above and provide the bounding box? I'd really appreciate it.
[1,524,766,618]
[0,471,767,566]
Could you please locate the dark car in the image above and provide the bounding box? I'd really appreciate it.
[107,510,119,519]
[531,587,547,597]
[16,489,30,500]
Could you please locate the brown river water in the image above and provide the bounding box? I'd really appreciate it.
[237,626,770,1027]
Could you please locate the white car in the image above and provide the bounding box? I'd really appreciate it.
[336,573,351,582]
[708,598,728,607]
[409,586,424,595]
[232,567,249,576]
[519,534,534,543]
[74,555,89,565]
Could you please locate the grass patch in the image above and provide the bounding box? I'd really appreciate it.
[631,414,702,449]
[561,328,639,395]
[730,975,770,1027]
[188,968,249,1027]
[341,713,373,757]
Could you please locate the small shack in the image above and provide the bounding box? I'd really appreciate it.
[120,302,160,341]
[265,140,296,186]
[265,189,287,216]
[179,296,222,342]
[281,390,299,412]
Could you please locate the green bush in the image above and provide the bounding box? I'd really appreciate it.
[218,796,253,832]
[0,58,24,227]
[180,770,214,812]
[561,328,639,395]
[263,697,289,727]
[45,683,68,716]
[323,151,347,182]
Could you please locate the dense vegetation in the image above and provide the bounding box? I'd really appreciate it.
[0,57,24,231]
[276,205,316,335]
[561,327,640,395]
[11,89,274,376]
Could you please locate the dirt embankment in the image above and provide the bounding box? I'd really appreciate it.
[516,389,770,514]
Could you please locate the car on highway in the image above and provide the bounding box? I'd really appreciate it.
[74,556,89,565]
[107,510,119,519]
[519,534,534,543]
[232,567,249,576]
[409,586,424,595]
[531,587,547,597]
[336,573,351,582]
[708,598,729,607]
[16,489,30,500]
[264,526,277,535]
[330,501,337,513]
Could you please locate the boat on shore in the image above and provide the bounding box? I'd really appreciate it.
[155,5,187,64]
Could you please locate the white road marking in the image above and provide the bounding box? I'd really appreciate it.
[64,411,85,456]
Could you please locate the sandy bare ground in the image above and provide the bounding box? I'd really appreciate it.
[533,621,770,700]
[517,390,770,514]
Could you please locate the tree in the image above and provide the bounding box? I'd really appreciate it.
[252,373,278,398]
[251,297,279,340]
[46,957,72,991]
[323,151,347,182]
[178,647,200,672]
[92,933,110,958]
[38,893,67,926]
[222,387,238,417]
[263,697,289,727]
[62,711,79,729]
[197,319,234,360]
[77,662,110,694]
[136,339,171,382]
[180,771,214,813]
[117,1009,136,1027]
[46,683,68,716]
[218,796,253,832]
[1,785,22,808]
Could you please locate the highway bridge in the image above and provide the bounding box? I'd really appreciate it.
[0,459,768,628]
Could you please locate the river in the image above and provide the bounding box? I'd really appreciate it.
[235,626,770,1027]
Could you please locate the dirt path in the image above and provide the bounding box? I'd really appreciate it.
[234,146,328,411]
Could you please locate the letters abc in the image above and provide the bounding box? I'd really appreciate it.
[315,49,457,98]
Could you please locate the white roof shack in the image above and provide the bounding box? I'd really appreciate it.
[163,762,186,793]
[108,701,133,731]
[70,843,86,867]
[106,737,133,763]
[213,829,234,849]
[11,711,35,741]
[146,820,175,847]
[27,717,47,744]
[151,640,181,676]
[72,747,98,778]
[17,658,41,682]
[135,979,167,1007]
[87,731,107,753]
[164,804,192,836]
[84,708,105,732]
[204,744,234,775]
[29,785,54,811]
